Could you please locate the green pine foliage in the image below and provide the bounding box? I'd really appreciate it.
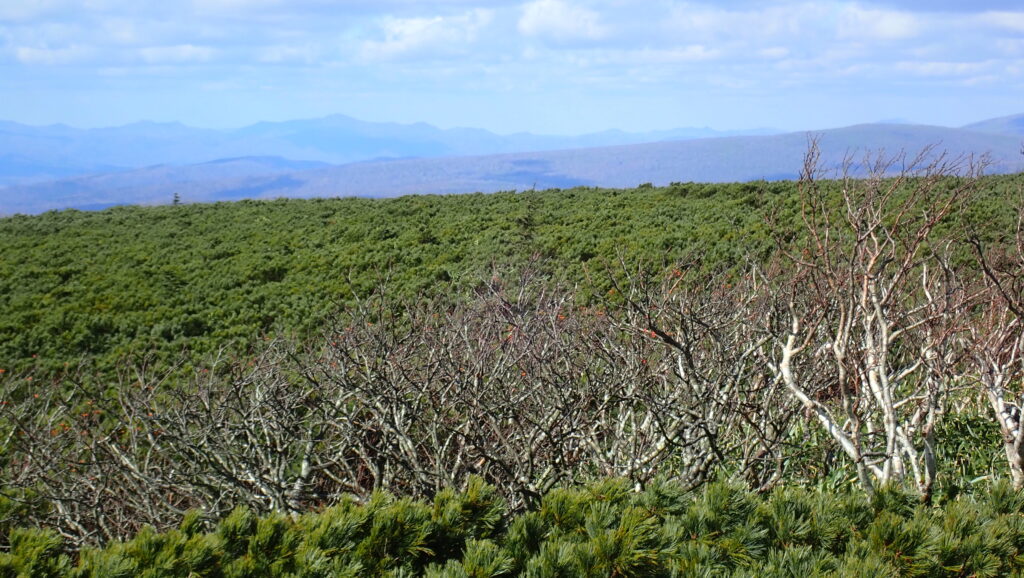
[0,528,71,578]
[0,184,785,377]
[5,477,1024,576]
[3,176,1018,379]
[428,477,507,562]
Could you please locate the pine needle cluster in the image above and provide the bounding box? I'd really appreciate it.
[6,477,1024,577]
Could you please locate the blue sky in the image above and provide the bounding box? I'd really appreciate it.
[1,0,1022,134]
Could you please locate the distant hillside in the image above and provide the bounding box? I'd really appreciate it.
[0,157,329,213]
[4,121,1021,214]
[278,123,1023,199]
[962,113,1024,137]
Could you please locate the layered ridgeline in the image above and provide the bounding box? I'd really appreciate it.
[2,113,1023,214]
[0,115,775,213]
[2,166,1024,565]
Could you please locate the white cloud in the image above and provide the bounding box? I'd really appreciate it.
[190,0,286,13]
[138,44,216,64]
[612,46,720,65]
[976,11,1024,33]
[894,60,990,77]
[2,0,1022,133]
[667,3,921,48]
[548,44,719,73]
[994,38,1024,56]
[648,45,719,63]
[1,0,147,23]
[837,5,920,40]
[0,0,66,22]
[518,0,606,41]
[99,19,142,44]
[258,44,319,64]
[667,3,823,42]
[14,44,93,64]
[359,9,493,62]
[759,46,790,59]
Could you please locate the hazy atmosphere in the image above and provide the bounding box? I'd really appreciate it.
[3,0,1023,134]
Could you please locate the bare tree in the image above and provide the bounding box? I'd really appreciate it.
[764,141,985,500]
[967,196,1024,488]
[609,260,798,492]
[0,360,200,543]
[0,261,810,545]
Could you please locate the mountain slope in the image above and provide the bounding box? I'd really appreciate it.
[0,157,329,213]
[962,113,1024,137]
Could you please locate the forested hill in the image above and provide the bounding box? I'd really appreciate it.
[1,174,1021,378]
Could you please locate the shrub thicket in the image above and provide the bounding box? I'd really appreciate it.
[5,478,1024,577]
[1,168,1023,569]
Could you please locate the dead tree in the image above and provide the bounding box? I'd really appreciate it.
[0,361,202,544]
[609,260,798,492]
[967,195,1024,488]
[764,141,985,500]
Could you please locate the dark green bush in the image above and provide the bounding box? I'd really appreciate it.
[3,477,1024,576]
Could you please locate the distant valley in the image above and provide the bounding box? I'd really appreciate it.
[2,113,1022,215]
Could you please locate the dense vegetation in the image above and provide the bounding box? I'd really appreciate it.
[9,478,1024,577]
[1,156,1024,573]
[2,175,1020,378]
[0,181,801,377]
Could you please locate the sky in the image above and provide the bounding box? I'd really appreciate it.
[1,0,1022,135]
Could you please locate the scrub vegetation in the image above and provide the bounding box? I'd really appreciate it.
[1,149,1023,575]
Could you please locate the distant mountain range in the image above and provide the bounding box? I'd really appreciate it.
[0,116,776,186]
[1,114,1022,215]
